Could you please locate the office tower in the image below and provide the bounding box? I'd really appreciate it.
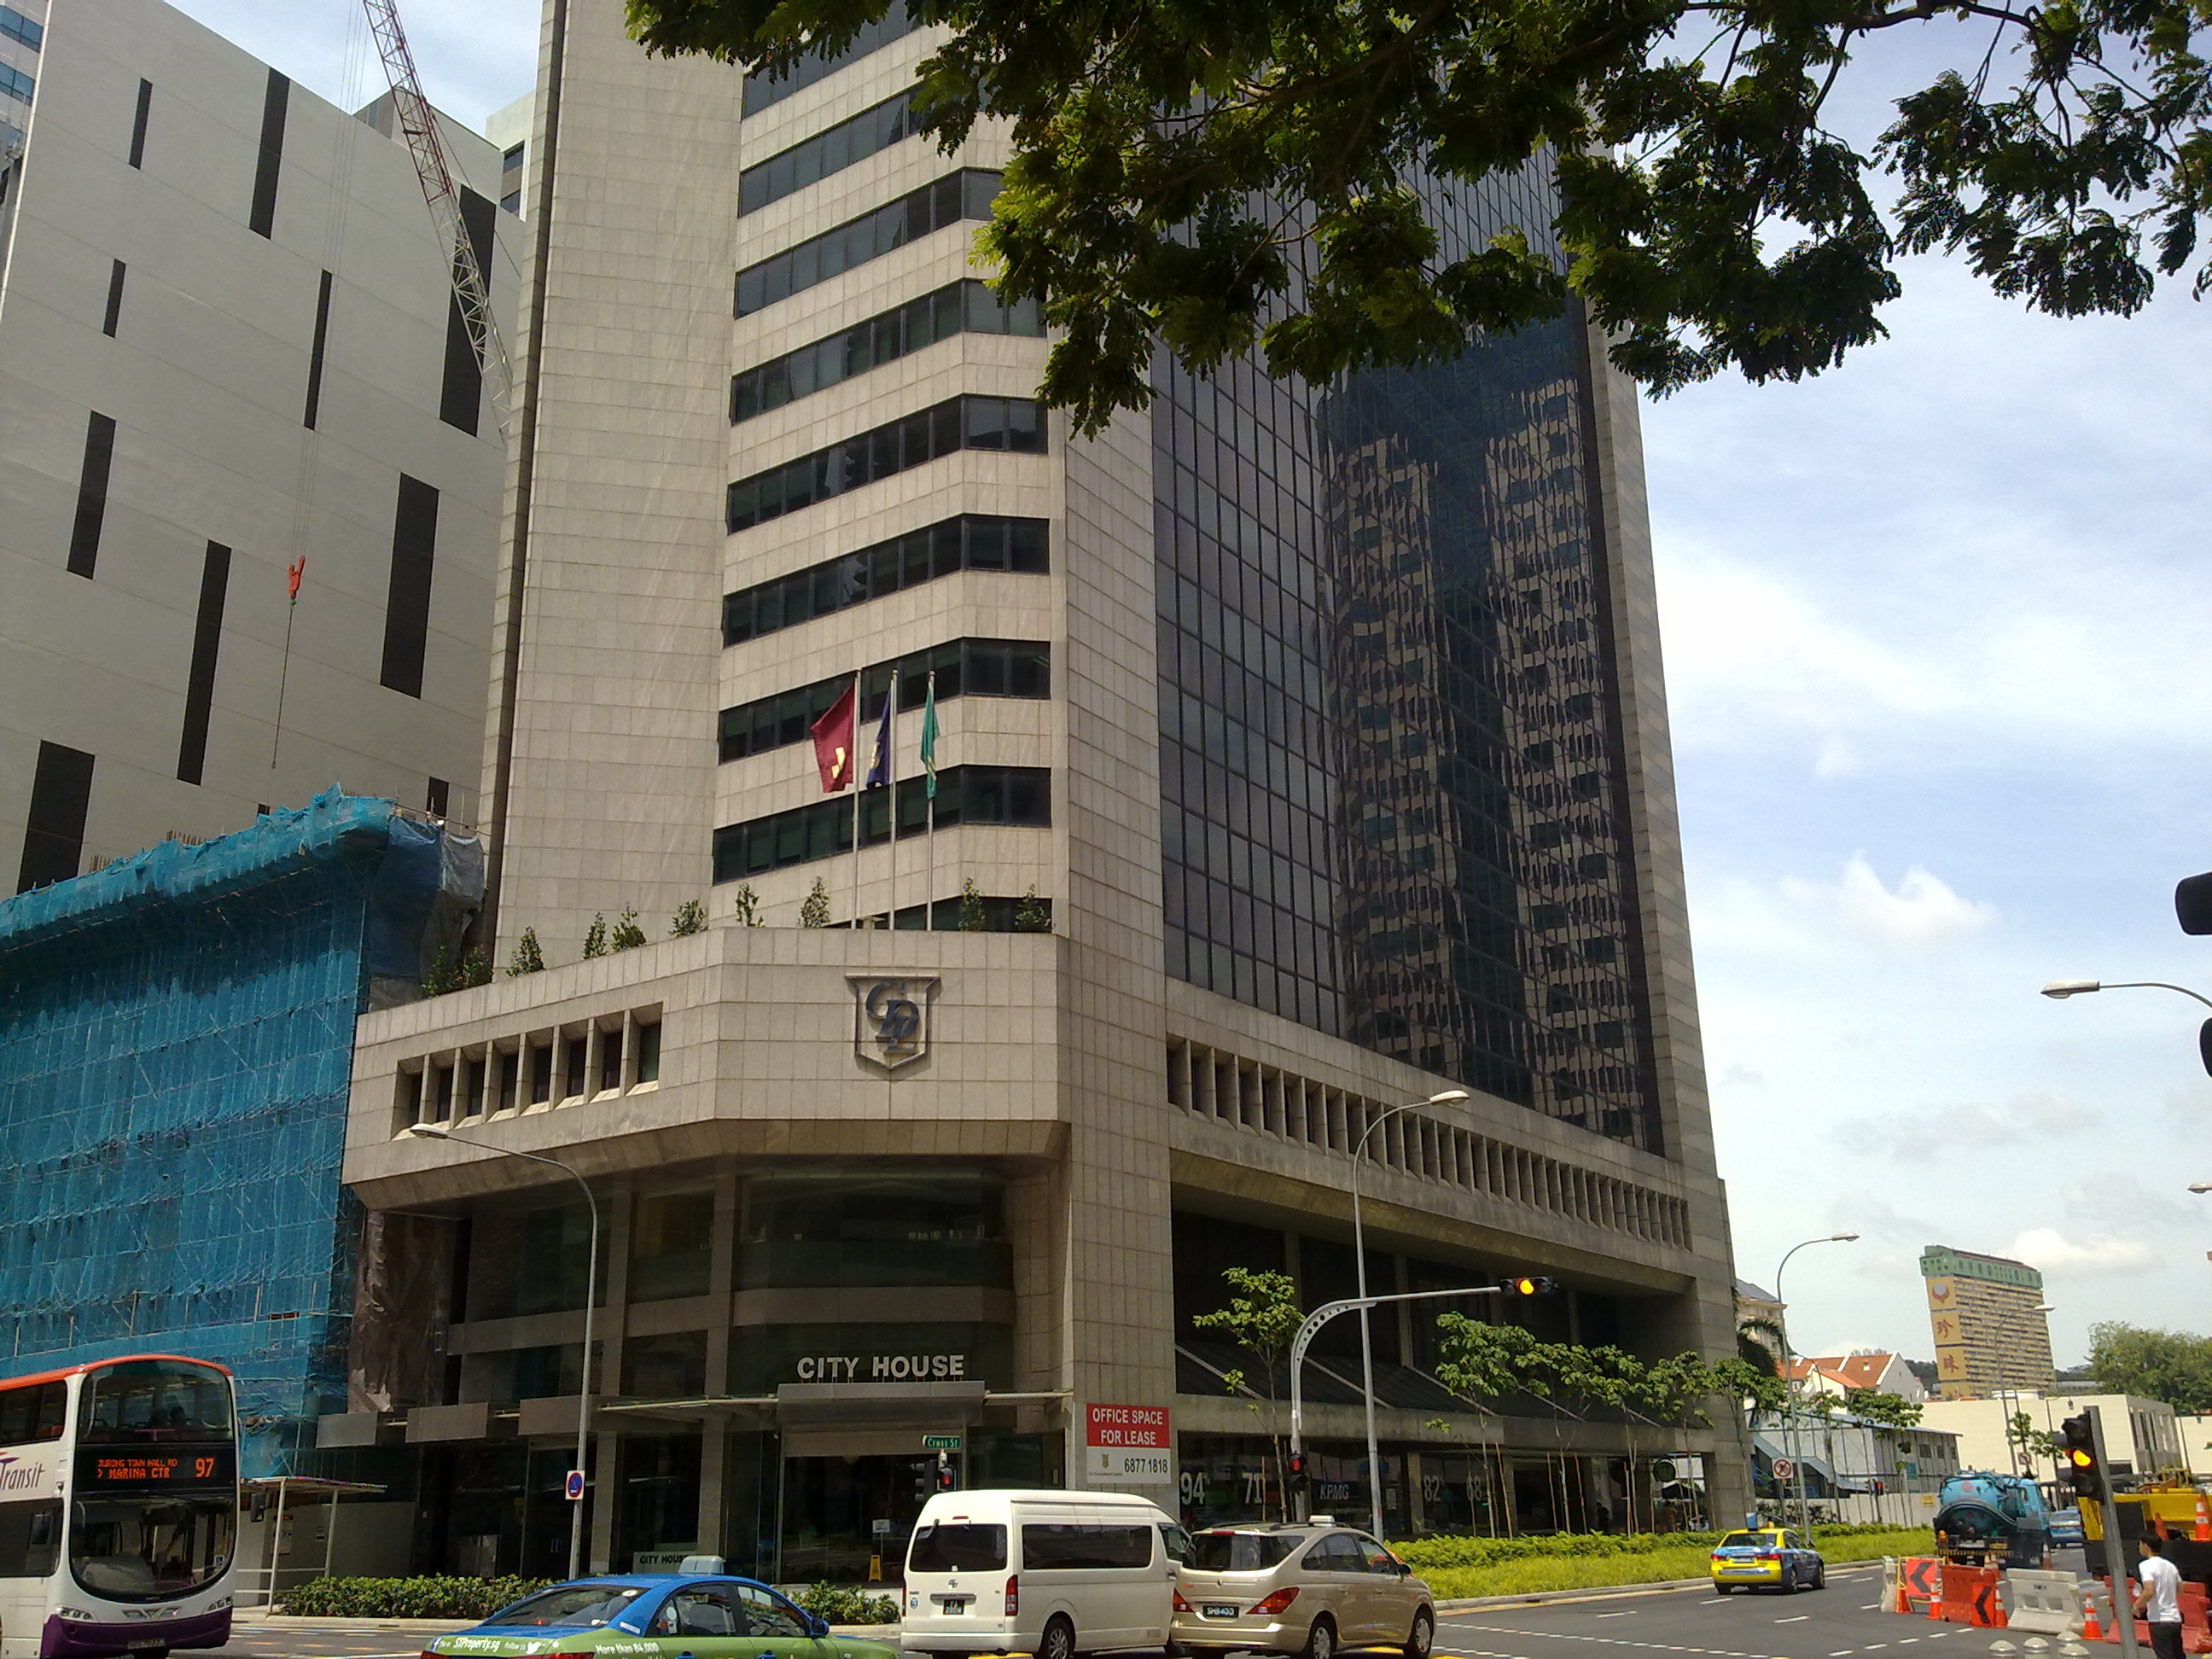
[333,0,1746,1575]
[0,0,514,891]
[1923,1245,2056,1399]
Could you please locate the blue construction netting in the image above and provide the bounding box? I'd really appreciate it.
[0,788,480,1477]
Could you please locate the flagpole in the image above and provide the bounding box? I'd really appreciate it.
[923,670,937,932]
[850,669,863,928]
[886,668,899,931]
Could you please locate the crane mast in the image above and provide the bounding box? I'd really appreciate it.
[359,0,512,430]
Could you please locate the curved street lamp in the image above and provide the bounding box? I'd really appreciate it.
[2041,979,2212,1010]
[1349,1089,1470,1538]
[1773,1233,1859,1539]
[408,1123,600,1580]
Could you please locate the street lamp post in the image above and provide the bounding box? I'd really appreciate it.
[1773,1234,1859,1540]
[2041,980,2212,1010]
[409,1124,600,1580]
[1349,1089,1470,1540]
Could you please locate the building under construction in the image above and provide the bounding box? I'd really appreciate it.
[0,789,481,1478]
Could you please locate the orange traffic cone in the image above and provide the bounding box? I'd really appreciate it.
[2081,1587,2106,1643]
[2193,1493,2209,1544]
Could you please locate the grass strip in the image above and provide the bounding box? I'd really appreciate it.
[1419,1528,1936,1601]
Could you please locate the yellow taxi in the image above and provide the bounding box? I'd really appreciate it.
[1708,1527,1825,1592]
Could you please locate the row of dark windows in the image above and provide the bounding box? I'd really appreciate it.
[731,280,1043,425]
[725,395,1045,533]
[711,765,1051,882]
[741,2,916,114]
[736,171,999,317]
[722,515,1048,647]
[737,89,917,216]
[719,637,1050,763]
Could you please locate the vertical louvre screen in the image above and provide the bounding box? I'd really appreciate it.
[67,413,116,579]
[127,79,151,168]
[176,542,231,785]
[248,69,288,237]
[15,742,94,893]
[379,475,439,697]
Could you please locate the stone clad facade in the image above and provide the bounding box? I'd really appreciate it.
[335,0,1748,1577]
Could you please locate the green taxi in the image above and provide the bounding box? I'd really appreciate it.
[1708,1528,1825,1593]
[422,1575,900,1659]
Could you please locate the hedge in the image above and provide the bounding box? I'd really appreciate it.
[276,1576,553,1619]
[1405,1526,1936,1601]
[1392,1522,1921,1572]
[793,1582,901,1623]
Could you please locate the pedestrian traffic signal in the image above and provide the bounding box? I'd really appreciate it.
[2059,1413,2100,1499]
[934,1451,957,1493]
[1506,1275,1557,1296]
[1287,1451,1309,1491]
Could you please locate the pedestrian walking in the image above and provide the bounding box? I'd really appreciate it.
[2133,1535,2186,1659]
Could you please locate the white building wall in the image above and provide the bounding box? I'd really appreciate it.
[0,0,512,887]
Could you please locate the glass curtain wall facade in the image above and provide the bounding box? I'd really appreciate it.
[1155,170,1662,1150]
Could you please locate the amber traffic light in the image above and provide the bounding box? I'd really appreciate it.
[1507,1275,1557,1296]
[2059,1413,2101,1499]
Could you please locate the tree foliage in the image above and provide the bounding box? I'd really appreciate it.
[1193,1267,1305,1519]
[800,877,834,928]
[1841,1388,1922,1428]
[508,927,545,975]
[627,0,2210,433]
[2087,1321,2212,1413]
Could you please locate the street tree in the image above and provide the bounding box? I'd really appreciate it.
[628,0,2211,434]
[2087,1322,2212,1413]
[1193,1266,1305,1518]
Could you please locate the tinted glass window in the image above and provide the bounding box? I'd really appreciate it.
[502,1584,645,1627]
[0,1501,60,1577]
[1022,1523,1153,1569]
[655,1586,739,1637]
[910,1522,1008,1572]
[1718,1532,1763,1550]
[69,1493,232,1603]
[83,1364,230,1442]
[740,1585,811,1635]
[742,1173,1010,1289]
[1190,1531,1298,1571]
[0,1383,67,1445]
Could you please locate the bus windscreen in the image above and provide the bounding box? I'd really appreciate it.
[80,1363,232,1443]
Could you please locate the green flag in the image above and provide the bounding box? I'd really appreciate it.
[919,672,940,799]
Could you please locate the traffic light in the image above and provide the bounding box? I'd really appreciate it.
[1506,1275,1557,1296]
[934,1451,958,1493]
[2059,1413,2100,1499]
[1287,1451,1309,1493]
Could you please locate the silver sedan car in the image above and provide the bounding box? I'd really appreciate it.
[1172,1522,1435,1659]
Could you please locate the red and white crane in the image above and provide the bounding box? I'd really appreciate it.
[358,0,512,430]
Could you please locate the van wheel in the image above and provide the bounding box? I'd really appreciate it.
[1405,1608,1435,1659]
[1302,1615,1337,1659]
[1039,1614,1077,1659]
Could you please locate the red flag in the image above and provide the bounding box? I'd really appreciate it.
[811,681,856,793]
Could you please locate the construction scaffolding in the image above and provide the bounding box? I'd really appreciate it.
[0,788,481,1477]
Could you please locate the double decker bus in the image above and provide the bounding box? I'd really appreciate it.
[0,1355,236,1658]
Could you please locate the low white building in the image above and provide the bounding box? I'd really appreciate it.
[1918,1391,2184,1482]
[1752,1409,1959,1526]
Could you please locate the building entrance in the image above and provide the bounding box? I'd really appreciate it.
[780,1452,941,1582]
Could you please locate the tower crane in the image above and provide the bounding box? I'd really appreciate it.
[358,0,513,431]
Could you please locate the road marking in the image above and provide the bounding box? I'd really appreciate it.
[1701,1599,1729,1605]
[1775,1616,1810,1623]
[1597,1612,1634,1619]
[1830,1649,1857,1655]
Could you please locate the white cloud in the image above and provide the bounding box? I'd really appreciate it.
[1780,854,1997,945]
[2007,1228,2157,1277]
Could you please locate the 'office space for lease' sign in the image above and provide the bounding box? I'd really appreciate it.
[1086,1404,1171,1483]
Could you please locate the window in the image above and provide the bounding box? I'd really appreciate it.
[726,397,1046,533]
[631,1189,713,1301]
[741,1172,1010,1289]
[0,1502,60,1578]
[127,79,151,167]
[527,1040,552,1104]
[736,170,999,316]
[1021,1523,1152,1570]
[742,2,915,112]
[908,1522,1007,1573]
[737,90,917,215]
[731,281,1044,423]
[712,765,1051,882]
[0,1382,66,1445]
[719,638,1050,764]
[597,1027,623,1092]
[0,62,32,105]
[562,1035,586,1100]
[723,515,1046,646]
[621,1331,707,1398]
[0,5,40,49]
[494,1585,644,1627]
[655,1585,740,1638]
[636,1022,661,1083]
[1189,1531,1297,1571]
[737,1586,810,1638]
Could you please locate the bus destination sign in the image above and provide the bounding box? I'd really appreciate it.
[75,1446,236,1488]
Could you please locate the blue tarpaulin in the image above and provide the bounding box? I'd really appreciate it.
[0,788,480,1476]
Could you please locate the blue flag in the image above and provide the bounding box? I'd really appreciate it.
[865,672,895,789]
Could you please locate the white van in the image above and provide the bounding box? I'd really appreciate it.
[901,1488,1189,1659]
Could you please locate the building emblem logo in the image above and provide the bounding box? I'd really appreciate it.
[849,976,939,1072]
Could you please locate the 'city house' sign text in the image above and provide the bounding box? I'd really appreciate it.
[793,1353,970,1382]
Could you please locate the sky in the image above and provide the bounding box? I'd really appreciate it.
[168,2,2212,1369]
